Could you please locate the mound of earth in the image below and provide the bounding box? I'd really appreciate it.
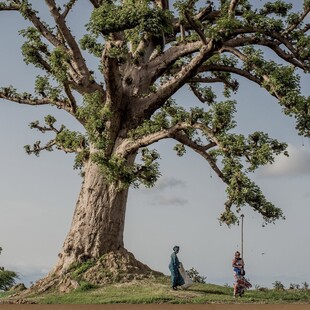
[21,249,163,294]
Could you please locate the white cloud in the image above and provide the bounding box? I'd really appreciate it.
[258,144,310,177]
[139,177,188,206]
[153,177,187,191]
[139,176,187,194]
[149,195,188,206]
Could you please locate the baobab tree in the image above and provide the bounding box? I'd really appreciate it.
[0,0,309,291]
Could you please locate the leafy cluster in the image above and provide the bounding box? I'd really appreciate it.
[87,0,173,37]
[34,76,62,101]
[24,115,88,170]
[19,27,49,69]
[77,91,110,149]
[186,267,207,284]
[93,148,161,189]
[80,34,104,58]
[0,247,19,291]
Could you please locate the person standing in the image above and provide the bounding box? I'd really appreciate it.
[232,251,245,297]
[232,251,251,297]
[169,245,185,290]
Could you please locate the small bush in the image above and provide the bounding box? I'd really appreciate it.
[76,281,97,292]
[272,281,285,291]
[289,283,300,290]
[0,269,19,291]
[0,247,19,291]
[186,268,207,284]
[71,260,95,280]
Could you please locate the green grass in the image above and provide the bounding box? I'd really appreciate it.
[2,276,310,304]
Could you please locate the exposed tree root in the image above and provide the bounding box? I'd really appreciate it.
[19,249,163,295]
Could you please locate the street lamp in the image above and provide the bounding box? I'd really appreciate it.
[240,214,244,259]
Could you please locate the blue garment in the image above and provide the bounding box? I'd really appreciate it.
[169,252,185,287]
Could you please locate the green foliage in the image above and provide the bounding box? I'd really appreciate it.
[221,160,284,225]
[93,148,161,189]
[135,148,161,188]
[34,76,62,101]
[18,0,38,20]
[272,281,285,291]
[19,27,49,69]
[1,0,309,229]
[173,144,186,156]
[214,129,287,225]
[87,0,173,37]
[186,268,207,284]
[260,1,293,17]
[206,17,243,40]
[302,282,309,290]
[55,129,82,149]
[76,281,97,292]
[69,260,95,280]
[77,91,109,149]
[92,153,135,187]
[24,115,88,169]
[0,247,19,291]
[210,100,236,133]
[79,34,104,58]
[49,48,70,83]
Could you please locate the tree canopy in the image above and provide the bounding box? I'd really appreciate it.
[0,0,309,228]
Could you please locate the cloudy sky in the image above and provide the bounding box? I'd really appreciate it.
[0,1,309,289]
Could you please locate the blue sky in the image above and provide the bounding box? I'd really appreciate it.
[0,1,309,289]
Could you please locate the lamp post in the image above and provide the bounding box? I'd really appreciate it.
[240,214,244,259]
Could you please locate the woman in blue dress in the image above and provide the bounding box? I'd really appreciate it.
[169,246,185,290]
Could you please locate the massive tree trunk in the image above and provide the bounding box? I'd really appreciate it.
[54,159,128,274]
[31,155,159,293]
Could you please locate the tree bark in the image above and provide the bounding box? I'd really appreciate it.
[28,156,160,294]
[54,159,128,275]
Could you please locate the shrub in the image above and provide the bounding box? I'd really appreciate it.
[0,247,19,291]
[186,268,207,284]
[272,281,285,291]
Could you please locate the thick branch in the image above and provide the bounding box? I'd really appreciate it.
[303,23,310,34]
[153,0,169,10]
[282,6,310,35]
[223,33,307,70]
[45,0,102,91]
[196,3,213,21]
[184,10,207,44]
[63,82,77,114]
[148,41,202,82]
[117,123,190,156]
[221,46,284,100]
[16,0,62,48]
[117,121,219,158]
[26,139,83,155]
[62,0,77,19]
[172,131,224,179]
[88,0,100,8]
[138,40,216,121]
[228,0,239,17]
[196,64,262,86]
[0,3,19,10]
[0,92,74,114]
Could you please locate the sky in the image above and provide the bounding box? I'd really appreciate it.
[0,1,309,290]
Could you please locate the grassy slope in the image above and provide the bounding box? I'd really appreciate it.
[1,277,310,304]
